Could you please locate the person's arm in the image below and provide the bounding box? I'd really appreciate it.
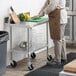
[39,0,49,12]
[43,0,59,14]
[38,0,50,17]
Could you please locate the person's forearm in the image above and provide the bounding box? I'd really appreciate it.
[40,0,48,12]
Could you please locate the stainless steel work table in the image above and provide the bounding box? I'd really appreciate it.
[4,18,52,70]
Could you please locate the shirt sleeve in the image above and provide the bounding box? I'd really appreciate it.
[40,0,48,12]
[43,0,59,14]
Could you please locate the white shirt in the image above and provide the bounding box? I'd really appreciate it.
[41,0,67,24]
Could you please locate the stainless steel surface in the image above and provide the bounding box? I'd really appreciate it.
[67,11,76,16]
[65,0,76,43]
[5,19,49,69]
[46,22,49,58]
[10,25,13,61]
[27,28,30,61]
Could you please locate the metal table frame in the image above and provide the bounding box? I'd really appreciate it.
[5,20,52,70]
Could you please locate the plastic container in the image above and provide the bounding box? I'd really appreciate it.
[0,31,9,76]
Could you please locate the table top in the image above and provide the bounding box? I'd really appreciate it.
[4,17,48,28]
[27,17,48,22]
[64,59,76,73]
[59,71,76,76]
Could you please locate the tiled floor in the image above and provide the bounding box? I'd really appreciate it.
[3,47,76,76]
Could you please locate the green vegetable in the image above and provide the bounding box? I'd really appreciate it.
[18,13,25,21]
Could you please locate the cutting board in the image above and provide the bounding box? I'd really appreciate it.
[10,6,20,24]
[10,12,20,23]
[27,17,48,22]
[64,59,76,73]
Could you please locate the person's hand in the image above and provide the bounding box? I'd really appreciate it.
[31,11,44,19]
[38,11,44,17]
[31,15,39,19]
